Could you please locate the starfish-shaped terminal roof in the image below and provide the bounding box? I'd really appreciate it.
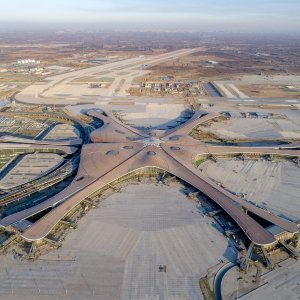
[1,110,299,246]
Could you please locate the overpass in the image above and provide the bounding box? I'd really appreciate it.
[0,143,77,155]
[0,135,82,147]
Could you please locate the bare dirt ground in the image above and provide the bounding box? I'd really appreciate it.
[238,84,300,98]
[147,49,300,83]
[0,43,163,68]
[219,75,300,99]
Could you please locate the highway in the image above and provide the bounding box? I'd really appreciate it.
[0,143,77,155]
[0,135,82,146]
[0,153,80,208]
[0,112,91,208]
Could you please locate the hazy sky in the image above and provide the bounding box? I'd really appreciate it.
[1,0,299,32]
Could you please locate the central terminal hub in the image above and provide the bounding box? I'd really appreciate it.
[142,137,163,148]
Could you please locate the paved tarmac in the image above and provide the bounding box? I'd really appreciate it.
[241,259,300,300]
[0,183,232,300]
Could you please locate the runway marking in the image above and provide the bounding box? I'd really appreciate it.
[285,100,299,103]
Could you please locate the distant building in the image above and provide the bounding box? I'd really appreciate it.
[226,111,243,118]
[255,112,269,118]
[17,59,40,65]
[163,76,174,81]
[266,225,294,242]
[207,60,219,65]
